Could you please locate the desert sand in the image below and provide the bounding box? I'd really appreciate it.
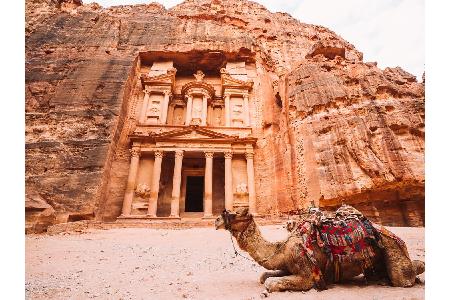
[26,225,424,300]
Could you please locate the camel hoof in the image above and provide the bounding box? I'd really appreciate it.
[259,274,266,284]
[413,260,425,275]
[264,278,280,293]
[259,272,270,284]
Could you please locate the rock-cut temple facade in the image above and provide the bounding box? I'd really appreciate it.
[120,61,258,220]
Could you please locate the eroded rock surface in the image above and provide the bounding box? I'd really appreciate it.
[25,0,424,232]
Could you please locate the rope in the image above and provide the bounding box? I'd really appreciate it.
[229,232,254,262]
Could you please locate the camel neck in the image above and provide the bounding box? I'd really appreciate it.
[233,218,286,270]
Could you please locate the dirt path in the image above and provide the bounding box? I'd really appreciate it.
[26,226,424,300]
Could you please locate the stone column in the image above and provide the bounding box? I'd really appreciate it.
[167,104,174,125]
[139,90,150,124]
[147,150,164,217]
[224,93,231,127]
[121,147,141,216]
[203,152,214,218]
[201,96,208,126]
[245,152,257,215]
[161,90,171,125]
[243,94,250,127]
[224,151,233,211]
[185,95,193,125]
[170,150,184,218]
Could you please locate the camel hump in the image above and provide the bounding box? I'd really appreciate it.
[413,260,425,275]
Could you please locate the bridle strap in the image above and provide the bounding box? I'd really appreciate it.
[222,210,252,231]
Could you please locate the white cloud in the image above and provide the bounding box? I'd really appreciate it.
[83,0,424,79]
[293,0,424,79]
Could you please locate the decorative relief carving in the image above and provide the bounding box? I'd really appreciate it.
[147,100,161,117]
[235,183,248,195]
[135,183,151,198]
[233,104,243,116]
[190,118,201,126]
[194,70,205,82]
[204,151,214,158]
[130,148,141,157]
[224,151,233,159]
[174,150,184,158]
[175,115,183,124]
[193,104,202,118]
[154,150,164,158]
[245,152,254,160]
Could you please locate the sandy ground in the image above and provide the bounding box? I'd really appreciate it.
[26,225,424,300]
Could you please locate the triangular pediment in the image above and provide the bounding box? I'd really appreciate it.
[221,72,254,90]
[151,126,237,141]
[140,70,176,87]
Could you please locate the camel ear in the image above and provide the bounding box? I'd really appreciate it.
[236,207,249,216]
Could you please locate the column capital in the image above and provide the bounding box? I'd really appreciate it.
[130,148,141,158]
[243,94,249,100]
[163,90,172,97]
[204,151,214,159]
[224,150,233,159]
[245,152,254,160]
[174,150,184,158]
[154,150,164,158]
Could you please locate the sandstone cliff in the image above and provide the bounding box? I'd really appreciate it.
[25,0,424,232]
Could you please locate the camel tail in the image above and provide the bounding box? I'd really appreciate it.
[413,260,425,275]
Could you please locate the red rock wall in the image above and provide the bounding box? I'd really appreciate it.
[25,0,424,231]
[281,57,424,225]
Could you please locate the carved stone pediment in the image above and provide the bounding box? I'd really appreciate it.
[220,68,253,93]
[150,125,236,141]
[140,68,177,89]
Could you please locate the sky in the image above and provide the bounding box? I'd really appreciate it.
[83,0,424,79]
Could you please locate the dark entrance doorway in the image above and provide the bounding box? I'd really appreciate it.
[185,176,204,212]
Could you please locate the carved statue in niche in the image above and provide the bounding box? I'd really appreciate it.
[135,183,151,198]
[194,70,205,82]
[235,183,248,195]
[215,116,221,126]
[233,104,243,116]
[147,100,161,117]
[192,98,203,118]
[175,115,183,125]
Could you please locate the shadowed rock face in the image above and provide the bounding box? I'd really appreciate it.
[25,0,424,232]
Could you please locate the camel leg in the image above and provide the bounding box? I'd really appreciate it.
[264,275,315,293]
[259,270,290,284]
[379,232,417,287]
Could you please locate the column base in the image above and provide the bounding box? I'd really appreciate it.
[251,213,263,218]
[117,214,131,218]
[202,214,215,219]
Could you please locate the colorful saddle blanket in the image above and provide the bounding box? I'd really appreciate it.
[319,218,378,263]
[291,205,380,264]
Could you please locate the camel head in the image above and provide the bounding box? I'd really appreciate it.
[215,207,253,231]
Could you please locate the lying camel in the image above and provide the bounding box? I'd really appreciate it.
[215,207,424,293]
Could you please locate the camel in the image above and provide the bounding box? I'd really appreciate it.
[215,207,425,293]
